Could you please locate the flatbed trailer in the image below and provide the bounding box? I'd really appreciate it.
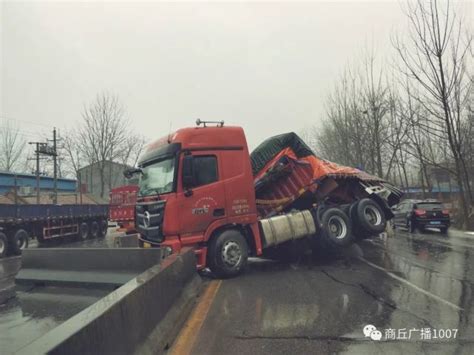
[0,204,109,258]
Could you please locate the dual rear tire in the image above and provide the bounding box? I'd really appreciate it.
[349,198,386,240]
[314,198,386,244]
[0,229,29,258]
[318,208,354,247]
[78,220,107,240]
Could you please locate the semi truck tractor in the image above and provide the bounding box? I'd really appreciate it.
[0,204,108,258]
[128,120,402,277]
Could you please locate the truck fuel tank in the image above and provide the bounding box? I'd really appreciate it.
[260,210,316,248]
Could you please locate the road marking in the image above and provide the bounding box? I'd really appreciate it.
[170,280,222,355]
[359,257,463,311]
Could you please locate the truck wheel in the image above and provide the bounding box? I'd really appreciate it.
[314,203,330,227]
[320,208,354,247]
[9,229,29,255]
[208,230,248,278]
[90,221,100,239]
[0,232,8,258]
[99,220,108,237]
[351,199,386,234]
[79,222,89,240]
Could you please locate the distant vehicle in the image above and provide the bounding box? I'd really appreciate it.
[392,199,450,234]
[109,185,138,234]
[0,204,108,258]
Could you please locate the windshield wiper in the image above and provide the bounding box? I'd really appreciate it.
[139,188,163,198]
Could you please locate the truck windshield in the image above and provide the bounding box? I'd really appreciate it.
[139,157,175,196]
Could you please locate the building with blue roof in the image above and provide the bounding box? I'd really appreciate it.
[0,171,76,195]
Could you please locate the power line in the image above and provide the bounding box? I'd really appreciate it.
[0,125,52,139]
[0,115,62,129]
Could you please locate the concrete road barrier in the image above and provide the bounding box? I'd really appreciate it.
[17,248,201,355]
[0,256,21,304]
[114,233,139,248]
[17,248,164,289]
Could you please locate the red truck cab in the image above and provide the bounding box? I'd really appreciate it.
[135,124,263,273]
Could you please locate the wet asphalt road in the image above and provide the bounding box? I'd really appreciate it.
[2,227,474,354]
[188,228,474,355]
[0,229,119,354]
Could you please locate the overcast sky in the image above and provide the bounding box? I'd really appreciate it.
[1,1,472,153]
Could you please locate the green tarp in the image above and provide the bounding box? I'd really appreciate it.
[250,132,314,175]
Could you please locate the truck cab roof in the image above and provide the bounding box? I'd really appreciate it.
[138,126,248,166]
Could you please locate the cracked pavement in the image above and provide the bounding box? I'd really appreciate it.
[188,228,474,354]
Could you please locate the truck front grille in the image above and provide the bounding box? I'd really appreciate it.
[136,200,166,243]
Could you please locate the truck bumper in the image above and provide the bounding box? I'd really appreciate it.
[138,235,208,270]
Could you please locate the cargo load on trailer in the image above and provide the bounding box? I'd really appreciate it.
[251,132,401,219]
[128,120,403,277]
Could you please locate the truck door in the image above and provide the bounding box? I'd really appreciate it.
[178,152,226,235]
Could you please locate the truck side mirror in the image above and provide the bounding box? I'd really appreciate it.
[182,155,194,189]
[124,167,142,179]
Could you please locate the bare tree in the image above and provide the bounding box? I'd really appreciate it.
[80,92,129,198]
[316,51,396,178]
[62,129,86,180]
[0,120,25,172]
[393,0,473,227]
[118,134,147,168]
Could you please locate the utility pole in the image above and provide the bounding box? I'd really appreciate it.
[53,128,58,204]
[79,171,83,204]
[13,174,18,205]
[28,142,42,204]
[45,128,60,204]
[29,130,59,204]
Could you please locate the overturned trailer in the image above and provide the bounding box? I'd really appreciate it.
[252,132,402,245]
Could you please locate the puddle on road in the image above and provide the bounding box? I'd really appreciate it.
[0,285,109,354]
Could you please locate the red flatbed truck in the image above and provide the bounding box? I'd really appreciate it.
[109,185,139,233]
[128,120,402,277]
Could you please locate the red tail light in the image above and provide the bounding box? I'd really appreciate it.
[442,209,450,215]
[414,209,426,216]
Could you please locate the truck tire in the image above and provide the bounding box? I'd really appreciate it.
[9,229,29,255]
[79,222,89,240]
[351,198,386,235]
[320,208,354,247]
[90,221,100,239]
[0,232,8,258]
[99,220,108,237]
[314,203,330,227]
[208,229,248,278]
